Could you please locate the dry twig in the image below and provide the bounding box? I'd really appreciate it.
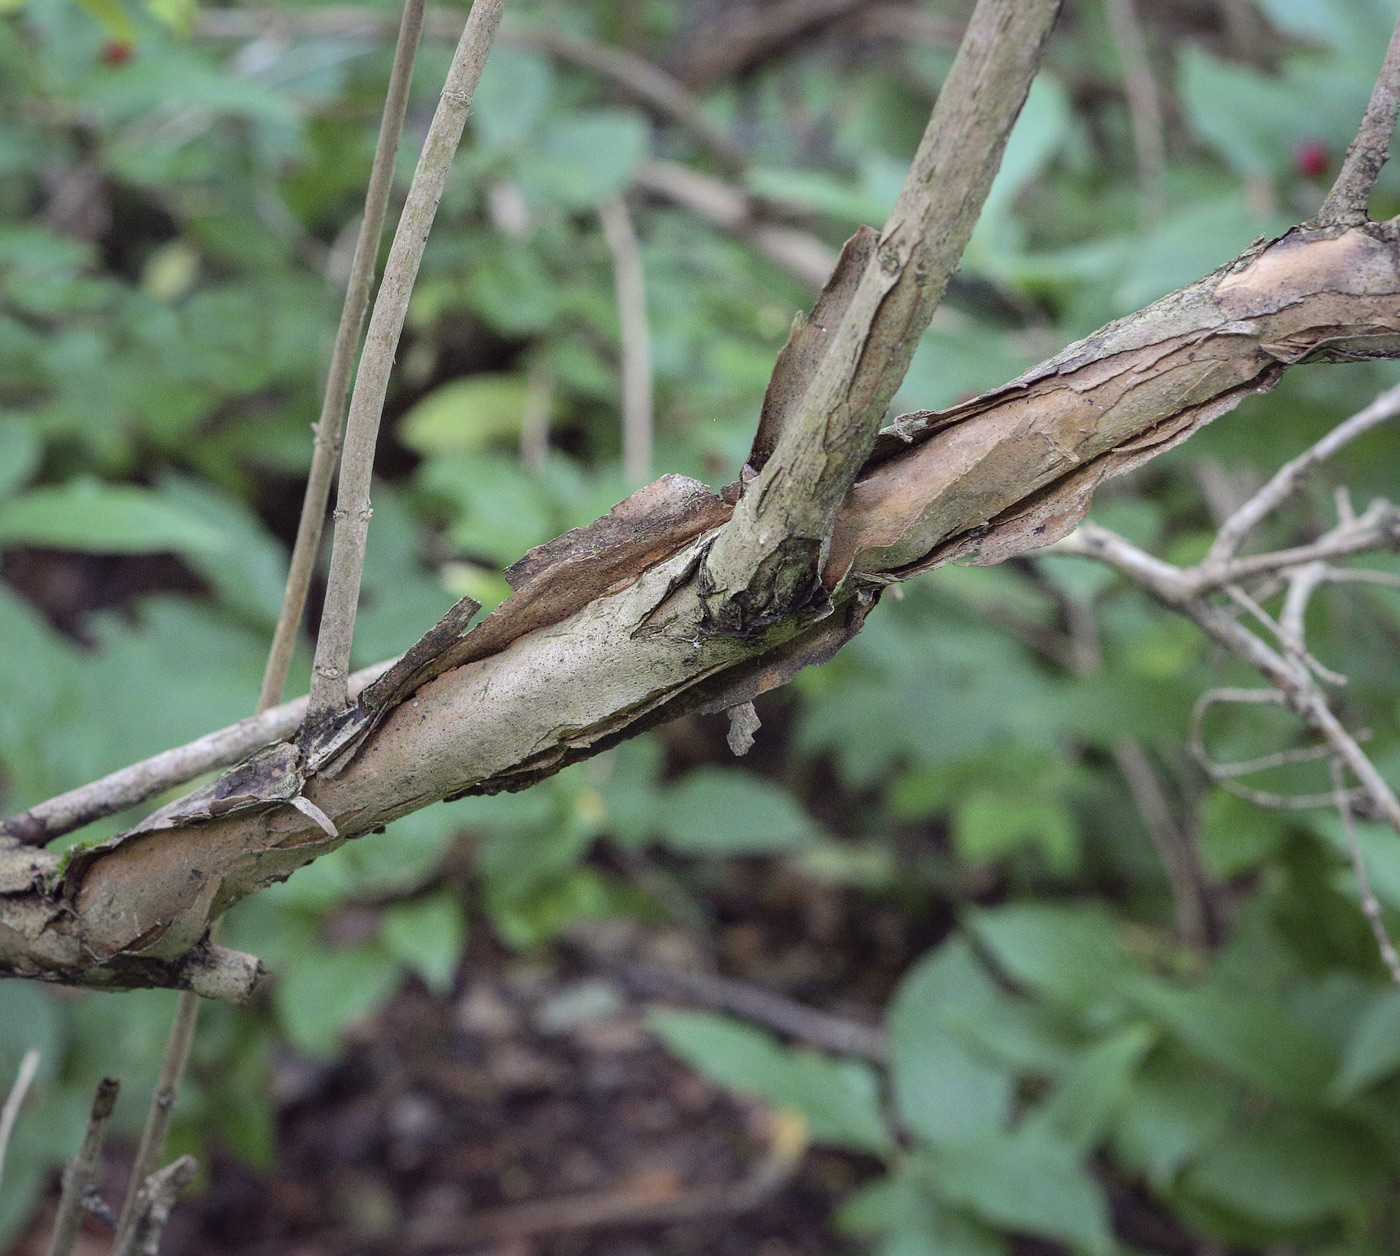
[599,196,655,485]
[310,0,507,718]
[0,1048,40,1192]
[257,0,427,714]
[44,1078,119,1256]
[110,1156,198,1256]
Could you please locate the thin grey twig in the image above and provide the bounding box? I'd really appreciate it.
[620,962,888,1060]
[0,657,394,846]
[310,0,507,719]
[1333,757,1400,984]
[111,1156,198,1256]
[1112,740,1212,947]
[1103,0,1165,226]
[599,195,654,486]
[519,356,554,474]
[256,0,427,714]
[112,992,201,1249]
[1208,382,1400,563]
[0,1047,40,1192]
[631,160,837,290]
[1315,10,1400,226]
[45,1077,120,1256]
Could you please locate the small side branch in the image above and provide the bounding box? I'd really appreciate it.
[0,657,394,846]
[256,0,427,713]
[702,0,1062,631]
[1315,10,1400,225]
[310,0,507,718]
[0,1047,40,1191]
[111,1156,198,1256]
[44,1077,120,1256]
[1208,381,1400,564]
[599,196,655,486]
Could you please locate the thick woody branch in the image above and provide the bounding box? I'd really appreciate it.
[1315,12,1400,227]
[15,13,1400,995]
[6,217,1400,994]
[701,0,1062,633]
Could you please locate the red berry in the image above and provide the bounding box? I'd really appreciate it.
[1294,138,1330,180]
[100,40,133,66]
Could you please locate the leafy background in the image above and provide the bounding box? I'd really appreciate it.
[5,0,1400,1251]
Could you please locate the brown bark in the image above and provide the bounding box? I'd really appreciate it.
[4,217,1399,997]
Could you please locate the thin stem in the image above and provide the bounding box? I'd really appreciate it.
[1333,756,1400,984]
[1,657,395,846]
[599,195,654,486]
[44,1077,119,1256]
[111,988,200,1248]
[1316,10,1400,226]
[310,0,508,719]
[0,1047,40,1192]
[112,4,438,1224]
[256,0,428,713]
[519,356,553,474]
[1208,381,1400,563]
[111,1155,198,1256]
[1103,0,1165,226]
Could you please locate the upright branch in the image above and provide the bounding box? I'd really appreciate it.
[256,0,427,713]
[309,0,507,718]
[0,1048,39,1190]
[1315,10,1400,226]
[44,1077,120,1256]
[701,0,1062,633]
[599,195,655,486]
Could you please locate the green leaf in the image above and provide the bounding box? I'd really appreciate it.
[274,944,402,1058]
[0,479,228,555]
[840,1176,1007,1256]
[1028,1024,1155,1154]
[1183,1109,1385,1227]
[1330,987,1400,1098]
[1126,980,1337,1103]
[398,373,533,456]
[889,948,1013,1146]
[1197,788,1287,879]
[967,904,1131,1012]
[954,789,1079,874]
[521,108,650,208]
[158,474,289,627]
[0,415,39,500]
[1111,1050,1237,1188]
[380,893,467,995]
[470,46,554,151]
[649,1010,892,1155]
[655,767,814,855]
[925,1129,1114,1256]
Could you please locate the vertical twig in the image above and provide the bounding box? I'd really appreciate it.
[256,0,428,713]
[113,2,432,1226]
[1332,757,1400,984]
[1315,10,1400,226]
[310,0,508,718]
[44,1078,120,1256]
[519,356,554,474]
[111,1155,198,1256]
[1103,0,1165,226]
[0,1047,40,1191]
[111,985,199,1248]
[1112,740,1213,948]
[598,195,654,485]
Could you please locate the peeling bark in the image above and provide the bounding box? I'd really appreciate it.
[6,220,1400,996]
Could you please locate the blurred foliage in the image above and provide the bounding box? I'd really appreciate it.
[4,0,1400,1250]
